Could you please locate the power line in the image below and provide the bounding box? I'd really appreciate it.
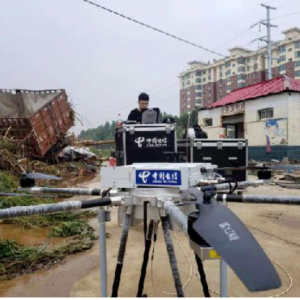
[82,0,226,58]
[271,10,300,21]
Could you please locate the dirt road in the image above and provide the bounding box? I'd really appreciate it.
[0,176,300,297]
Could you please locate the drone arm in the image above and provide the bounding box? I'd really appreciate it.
[199,180,266,192]
[18,187,103,196]
[0,197,122,220]
[217,194,300,205]
[162,200,188,235]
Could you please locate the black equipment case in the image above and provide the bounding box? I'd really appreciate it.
[115,124,177,166]
[177,139,248,181]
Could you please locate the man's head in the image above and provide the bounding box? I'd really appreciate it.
[138,92,149,110]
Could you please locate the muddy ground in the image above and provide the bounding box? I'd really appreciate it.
[0,176,300,297]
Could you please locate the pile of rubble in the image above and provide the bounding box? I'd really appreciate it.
[0,135,109,186]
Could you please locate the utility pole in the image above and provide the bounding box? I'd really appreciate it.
[261,4,277,80]
[250,4,277,80]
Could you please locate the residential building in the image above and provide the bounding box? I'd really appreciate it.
[179,27,300,114]
[198,77,300,161]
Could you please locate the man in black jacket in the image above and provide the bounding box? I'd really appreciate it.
[127,93,149,123]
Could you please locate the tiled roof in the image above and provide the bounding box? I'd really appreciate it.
[207,77,300,109]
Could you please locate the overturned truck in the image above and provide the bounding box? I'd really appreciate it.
[0,89,74,158]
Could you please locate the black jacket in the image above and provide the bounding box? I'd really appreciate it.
[127,108,142,123]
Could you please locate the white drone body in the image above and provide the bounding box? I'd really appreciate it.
[101,163,219,225]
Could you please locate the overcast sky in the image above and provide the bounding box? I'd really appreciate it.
[1,0,300,134]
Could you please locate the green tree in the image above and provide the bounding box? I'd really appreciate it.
[78,111,199,141]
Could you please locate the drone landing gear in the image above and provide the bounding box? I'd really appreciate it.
[161,215,185,297]
[111,210,132,297]
[137,220,155,297]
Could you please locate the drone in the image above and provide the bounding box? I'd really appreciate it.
[1,162,300,298]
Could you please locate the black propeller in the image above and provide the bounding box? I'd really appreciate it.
[187,188,281,292]
[21,173,62,180]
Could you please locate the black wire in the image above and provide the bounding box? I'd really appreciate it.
[137,220,154,297]
[82,0,226,58]
[102,188,111,198]
[143,202,148,244]
[195,254,211,297]
[229,180,238,194]
[82,0,275,78]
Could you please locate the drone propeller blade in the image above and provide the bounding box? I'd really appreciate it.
[23,173,62,180]
[269,165,300,171]
[217,164,300,172]
[193,201,281,292]
[216,166,268,171]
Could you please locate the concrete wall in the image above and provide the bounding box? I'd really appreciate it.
[244,93,289,146]
[198,107,222,138]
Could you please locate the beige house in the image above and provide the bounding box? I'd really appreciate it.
[198,77,300,161]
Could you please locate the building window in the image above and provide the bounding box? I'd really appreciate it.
[277,45,286,54]
[253,72,258,78]
[208,75,211,80]
[195,78,201,83]
[203,78,206,82]
[238,66,245,72]
[196,85,202,89]
[295,41,300,49]
[219,73,222,78]
[278,65,286,72]
[296,61,300,68]
[238,82,245,88]
[204,118,213,127]
[259,108,274,120]
[226,62,231,68]
[203,70,206,75]
[295,70,300,77]
[278,55,286,63]
[289,58,293,62]
[295,51,300,58]
[289,48,293,52]
[195,92,202,97]
[226,70,231,76]
[208,69,211,74]
[187,80,190,85]
[227,77,231,83]
[227,85,231,91]
[254,63,258,70]
[196,71,202,76]
[238,74,245,80]
[238,58,246,64]
[247,66,250,71]
[232,64,236,67]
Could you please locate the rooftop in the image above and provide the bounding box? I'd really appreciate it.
[207,77,300,109]
[282,27,300,34]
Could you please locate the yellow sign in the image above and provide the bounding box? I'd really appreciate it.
[209,250,221,259]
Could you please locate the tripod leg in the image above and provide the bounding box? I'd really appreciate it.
[161,216,184,297]
[137,220,155,297]
[111,211,132,297]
